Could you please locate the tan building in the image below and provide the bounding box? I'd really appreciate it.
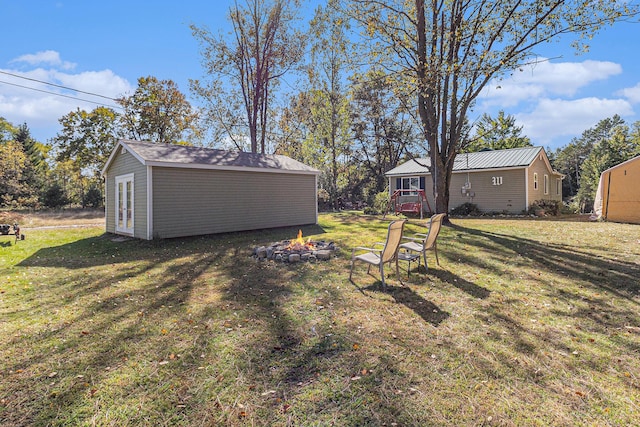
[102,140,319,239]
[385,147,563,215]
[592,155,640,224]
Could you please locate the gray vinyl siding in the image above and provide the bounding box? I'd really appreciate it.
[449,169,526,214]
[151,167,317,239]
[103,147,148,239]
[391,169,527,214]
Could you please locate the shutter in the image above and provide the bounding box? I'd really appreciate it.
[396,178,401,190]
[420,176,425,189]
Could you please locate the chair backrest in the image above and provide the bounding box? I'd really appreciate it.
[423,213,446,250]
[381,220,406,263]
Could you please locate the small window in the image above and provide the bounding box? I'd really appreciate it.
[544,174,549,195]
[533,173,538,190]
[401,177,421,195]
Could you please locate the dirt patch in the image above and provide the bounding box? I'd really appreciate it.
[0,209,105,228]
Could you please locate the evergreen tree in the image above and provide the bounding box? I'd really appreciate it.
[465,111,531,152]
[575,117,640,212]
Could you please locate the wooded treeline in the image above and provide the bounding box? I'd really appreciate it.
[2,0,639,214]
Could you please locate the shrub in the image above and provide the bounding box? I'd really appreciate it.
[362,190,390,215]
[43,183,69,208]
[450,202,481,216]
[528,199,561,216]
[83,186,103,208]
[317,188,331,211]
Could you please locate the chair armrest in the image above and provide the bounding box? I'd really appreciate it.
[352,246,380,252]
[351,246,382,257]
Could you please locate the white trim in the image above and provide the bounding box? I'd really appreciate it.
[386,165,529,177]
[544,174,549,195]
[147,166,153,240]
[115,173,134,235]
[314,174,318,224]
[102,140,147,177]
[144,160,319,175]
[524,168,529,211]
[103,176,108,230]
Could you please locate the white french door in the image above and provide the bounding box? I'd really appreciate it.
[115,174,134,234]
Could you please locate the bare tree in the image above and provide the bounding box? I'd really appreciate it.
[191,0,305,153]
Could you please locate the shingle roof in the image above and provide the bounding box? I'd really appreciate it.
[103,140,319,175]
[386,146,545,176]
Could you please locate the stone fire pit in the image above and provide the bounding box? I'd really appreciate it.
[252,230,338,263]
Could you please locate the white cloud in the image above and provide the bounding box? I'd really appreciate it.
[0,52,133,141]
[515,97,633,145]
[480,58,622,107]
[10,50,76,71]
[617,82,640,104]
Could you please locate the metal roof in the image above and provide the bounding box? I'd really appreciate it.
[385,146,545,176]
[103,140,320,176]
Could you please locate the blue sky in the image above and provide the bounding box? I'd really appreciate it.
[1,0,639,151]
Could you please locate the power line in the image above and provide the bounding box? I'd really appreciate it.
[0,79,122,110]
[0,69,117,100]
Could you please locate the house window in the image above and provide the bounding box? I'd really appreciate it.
[400,177,422,195]
[492,176,503,186]
[544,174,549,195]
[534,173,538,190]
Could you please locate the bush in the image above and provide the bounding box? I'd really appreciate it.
[450,202,481,216]
[83,186,103,208]
[43,183,69,208]
[367,190,390,215]
[317,188,331,211]
[528,199,561,216]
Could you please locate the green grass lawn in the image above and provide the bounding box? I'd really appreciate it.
[1,212,639,426]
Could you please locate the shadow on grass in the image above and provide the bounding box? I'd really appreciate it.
[359,283,450,327]
[16,223,327,269]
[427,268,491,299]
[5,214,639,425]
[448,222,640,300]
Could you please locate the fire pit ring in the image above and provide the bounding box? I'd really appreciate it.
[252,230,338,263]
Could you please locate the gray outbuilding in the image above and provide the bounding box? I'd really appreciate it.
[101,140,320,240]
